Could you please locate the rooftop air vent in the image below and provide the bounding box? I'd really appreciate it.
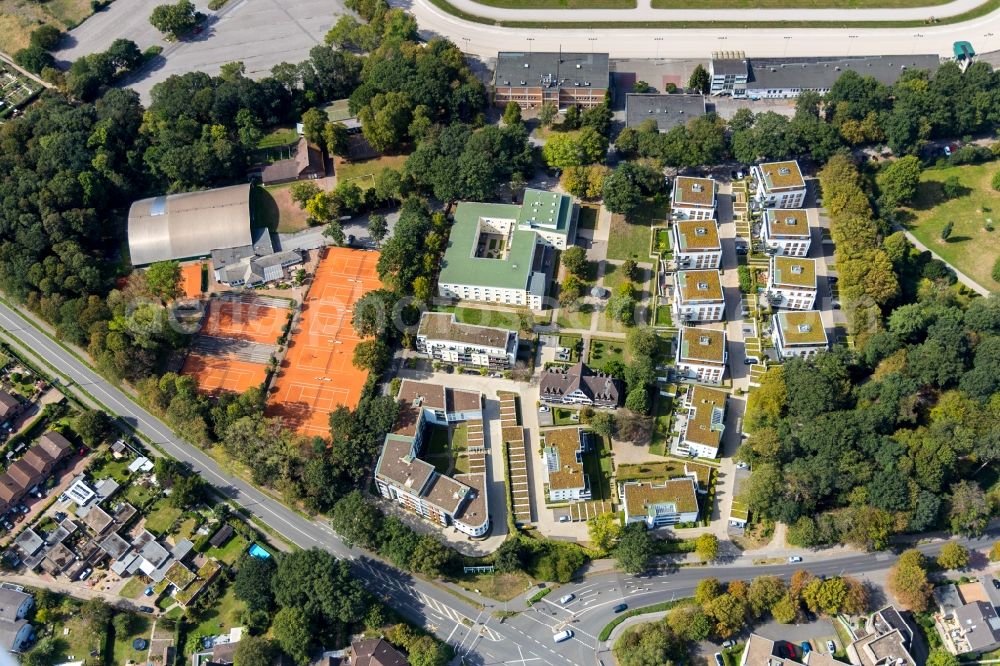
[576,63,581,69]
[778,167,791,175]
[695,227,707,236]
[524,63,529,68]
[784,217,797,225]
[797,324,812,333]
[692,183,704,193]
[790,264,804,275]
[699,336,711,345]
[697,282,709,290]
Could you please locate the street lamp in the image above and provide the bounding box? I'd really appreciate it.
[526,36,534,53]
[588,36,597,53]
[653,36,664,60]
[846,34,857,56]
[783,35,792,56]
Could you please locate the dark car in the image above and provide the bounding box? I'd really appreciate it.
[993,579,1000,590]
[612,604,628,613]
[138,606,155,614]
[714,653,724,666]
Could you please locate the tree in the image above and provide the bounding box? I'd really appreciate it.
[323,122,350,157]
[330,490,384,549]
[942,175,963,199]
[561,246,588,277]
[926,650,961,666]
[30,25,63,50]
[407,635,450,666]
[602,166,643,217]
[538,103,557,128]
[704,594,747,638]
[75,409,112,446]
[621,259,638,281]
[412,535,453,577]
[688,64,710,94]
[588,512,623,552]
[694,533,719,562]
[667,604,712,641]
[559,274,583,309]
[145,261,181,300]
[746,576,785,618]
[502,101,522,126]
[616,524,654,573]
[368,214,389,245]
[936,542,969,570]
[324,220,346,246]
[149,0,198,38]
[940,221,954,241]
[694,578,722,606]
[234,554,277,612]
[992,171,1000,191]
[564,105,581,130]
[588,411,616,439]
[877,155,921,208]
[948,480,989,536]
[272,548,369,626]
[272,607,312,665]
[14,45,55,74]
[542,128,607,168]
[625,388,651,415]
[352,338,389,372]
[301,107,327,146]
[113,612,136,636]
[23,638,58,666]
[233,636,275,666]
[288,182,320,210]
[888,549,932,611]
[991,541,1000,561]
[81,598,112,631]
[359,91,413,153]
[771,593,799,624]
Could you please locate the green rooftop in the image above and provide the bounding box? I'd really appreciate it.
[517,189,574,235]
[439,202,535,290]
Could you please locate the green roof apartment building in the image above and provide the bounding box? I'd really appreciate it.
[675,326,727,385]
[767,255,817,310]
[622,477,699,528]
[772,310,828,360]
[438,189,577,311]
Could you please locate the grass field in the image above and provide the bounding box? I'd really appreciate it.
[903,162,1000,291]
[556,304,594,330]
[335,154,408,190]
[253,182,317,233]
[50,615,105,664]
[583,435,613,501]
[119,577,148,599]
[436,305,531,331]
[144,500,182,535]
[111,614,152,666]
[0,0,94,53]
[455,571,534,602]
[649,391,675,456]
[652,0,950,6]
[588,338,626,371]
[206,532,249,566]
[257,126,298,149]
[190,584,246,639]
[607,200,666,261]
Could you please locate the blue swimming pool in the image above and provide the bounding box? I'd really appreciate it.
[247,543,271,559]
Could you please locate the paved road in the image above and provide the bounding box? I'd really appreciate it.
[404,0,1000,60]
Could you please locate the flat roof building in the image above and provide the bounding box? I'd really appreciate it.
[438,190,576,311]
[675,327,727,385]
[128,184,253,266]
[493,52,609,110]
[671,176,717,221]
[672,219,722,269]
[542,427,591,503]
[416,312,518,370]
[622,477,699,528]
[673,269,724,324]
[625,94,706,132]
[679,384,728,458]
[772,311,828,360]
[768,255,817,310]
[760,208,812,257]
[752,161,807,209]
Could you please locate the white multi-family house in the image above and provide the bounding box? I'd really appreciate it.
[767,255,817,310]
[772,311,828,360]
[622,477,699,528]
[539,362,623,408]
[373,381,489,537]
[678,384,728,458]
[543,427,592,503]
[759,208,811,257]
[751,161,806,209]
[675,327,727,385]
[671,176,717,220]
[672,220,722,270]
[672,269,725,323]
[0,587,34,653]
[416,312,518,370]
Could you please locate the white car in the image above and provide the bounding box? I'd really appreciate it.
[788,556,803,563]
[553,629,574,643]
[559,594,575,605]
[539,406,550,413]
[826,640,836,653]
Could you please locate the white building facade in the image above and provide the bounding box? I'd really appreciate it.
[772,311,828,360]
[759,208,811,257]
[767,255,817,310]
[622,478,700,528]
[751,161,806,209]
[675,327,727,385]
[415,312,518,370]
[672,220,722,270]
[672,270,725,323]
[671,176,717,220]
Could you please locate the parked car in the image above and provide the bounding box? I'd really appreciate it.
[539,405,549,412]
[613,604,628,613]
[558,515,570,523]
[788,555,803,563]
[138,606,155,614]
[714,653,724,666]
[559,594,575,605]
[992,579,1000,590]
[553,630,574,643]
[722,639,735,648]
[736,462,749,470]
[78,567,93,581]
[2,520,12,530]
[826,640,837,653]
[802,642,812,655]
[744,357,759,365]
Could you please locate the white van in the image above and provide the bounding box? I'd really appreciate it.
[559,594,575,605]
[553,629,574,643]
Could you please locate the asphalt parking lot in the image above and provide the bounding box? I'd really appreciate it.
[56,0,346,101]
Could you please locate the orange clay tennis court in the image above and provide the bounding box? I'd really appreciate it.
[201,299,289,344]
[267,247,382,437]
[179,263,203,299]
[181,354,267,394]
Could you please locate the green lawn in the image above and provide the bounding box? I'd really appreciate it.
[336,154,409,189]
[436,305,530,331]
[124,483,161,511]
[323,99,353,122]
[588,338,626,371]
[606,200,666,261]
[111,614,152,666]
[205,532,250,566]
[617,458,713,486]
[653,0,951,6]
[119,577,148,599]
[903,162,1000,291]
[654,303,673,327]
[190,583,246,640]
[553,407,581,426]
[144,500,182,535]
[258,126,299,149]
[577,204,599,231]
[582,435,613,501]
[473,0,633,6]
[649,391,675,456]
[556,305,594,330]
[557,334,583,362]
[49,615,106,664]
[88,455,133,484]
[653,227,671,255]
[424,426,457,474]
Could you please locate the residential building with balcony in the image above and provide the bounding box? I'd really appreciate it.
[539,362,623,408]
[438,189,577,311]
[678,384,728,458]
[847,606,917,666]
[542,427,592,503]
[493,52,609,110]
[672,220,722,269]
[752,161,806,209]
[416,312,518,370]
[675,327,727,385]
[767,255,817,310]
[671,176,717,220]
[933,582,1000,656]
[621,477,699,528]
[772,311,828,360]
[373,381,489,537]
[760,208,811,257]
[672,269,724,323]
[0,587,34,653]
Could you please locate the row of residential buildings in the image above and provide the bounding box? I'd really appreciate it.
[0,431,73,515]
